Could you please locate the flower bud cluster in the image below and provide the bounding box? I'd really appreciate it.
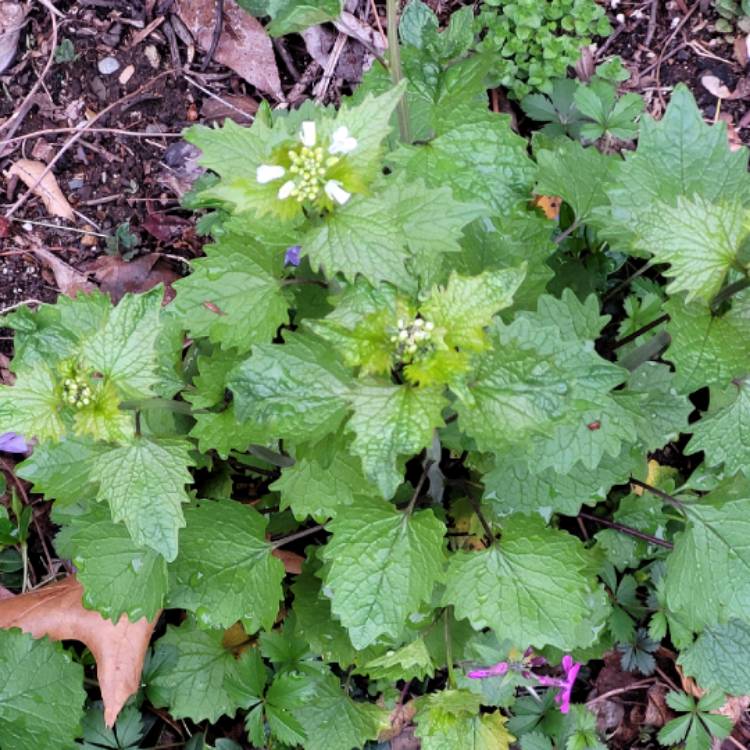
[285,146,339,203]
[63,376,92,409]
[390,317,435,361]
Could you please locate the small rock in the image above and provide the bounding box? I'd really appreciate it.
[144,44,160,69]
[118,64,135,85]
[97,56,120,75]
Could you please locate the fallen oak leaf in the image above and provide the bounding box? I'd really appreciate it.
[0,576,158,727]
[8,159,75,220]
[82,253,180,304]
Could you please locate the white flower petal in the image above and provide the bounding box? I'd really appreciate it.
[300,121,317,147]
[277,180,296,200]
[329,126,358,155]
[324,179,351,205]
[256,164,286,184]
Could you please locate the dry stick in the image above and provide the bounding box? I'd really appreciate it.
[610,313,670,351]
[271,524,325,549]
[183,73,254,119]
[585,679,656,707]
[467,495,496,546]
[578,511,673,549]
[369,0,387,46]
[654,1,700,104]
[629,478,686,510]
[2,127,184,147]
[200,0,224,72]
[273,37,301,81]
[0,0,60,154]
[644,0,659,48]
[314,32,348,102]
[4,70,175,220]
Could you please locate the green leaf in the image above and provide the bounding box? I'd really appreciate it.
[302,191,413,289]
[665,294,750,392]
[230,332,353,444]
[0,629,85,750]
[359,637,435,681]
[79,703,144,750]
[321,496,446,648]
[172,235,289,353]
[679,620,750,695]
[265,673,310,745]
[665,485,750,630]
[422,266,527,352]
[658,714,692,746]
[168,499,285,630]
[400,0,439,48]
[292,670,388,750]
[92,437,195,561]
[0,365,64,441]
[55,504,167,622]
[634,195,748,304]
[687,381,750,474]
[535,139,620,222]
[147,619,257,723]
[262,0,343,36]
[414,690,515,750]
[456,292,632,473]
[81,288,165,400]
[483,447,642,520]
[191,407,268,460]
[271,450,369,522]
[347,384,447,498]
[597,84,750,250]
[391,108,537,214]
[16,436,103,506]
[444,516,608,650]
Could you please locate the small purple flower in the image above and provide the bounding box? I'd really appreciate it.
[284,245,302,266]
[467,650,582,714]
[0,432,27,454]
[468,661,509,680]
[535,655,581,714]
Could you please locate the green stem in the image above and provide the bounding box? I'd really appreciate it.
[386,0,410,142]
[120,398,195,415]
[444,607,456,689]
[20,542,28,593]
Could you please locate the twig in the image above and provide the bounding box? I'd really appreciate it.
[586,679,657,706]
[654,665,680,693]
[578,511,673,549]
[201,0,224,71]
[288,60,322,105]
[466,495,496,546]
[273,37,301,81]
[602,261,652,302]
[0,0,59,154]
[644,0,658,47]
[404,462,432,515]
[369,0,387,46]
[2,127,183,147]
[314,32,347,102]
[610,314,669,351]
[0,298,44,315]
[654,2,700,104]
[4,70,175,220]
[271,524,325,549]
[184,73,254,120]
[630,478,686,510]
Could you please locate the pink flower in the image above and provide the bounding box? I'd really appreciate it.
[467,651,582,714]
[468,661,509,679]
[536,655,581,714]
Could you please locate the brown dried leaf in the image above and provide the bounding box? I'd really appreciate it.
[31,243,97,297]
[701,75,733,100]
[176,0,283,99]
[8,159,75,220]
[379,700,416,742]
[200,93,258,123]
[82,253,179,303]
[735,35,749,67]
[0,576,158,727]
[273,548,304,575]
[645,684,671,727]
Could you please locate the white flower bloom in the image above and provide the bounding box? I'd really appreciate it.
[329,126,358,155]
[300,121,317,147]
[277,180,296,200]
[256,164,286,184]
[324,179,351,205]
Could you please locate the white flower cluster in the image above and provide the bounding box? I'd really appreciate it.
[390,317,435,360]
[63,376,92,409]
[256,121,357,206]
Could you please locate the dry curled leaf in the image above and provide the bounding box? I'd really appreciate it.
[176,0,283,99]
[0,576,158,727]
[8,159,75,220]
[31,242,97,297]
[82,253,180,303]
